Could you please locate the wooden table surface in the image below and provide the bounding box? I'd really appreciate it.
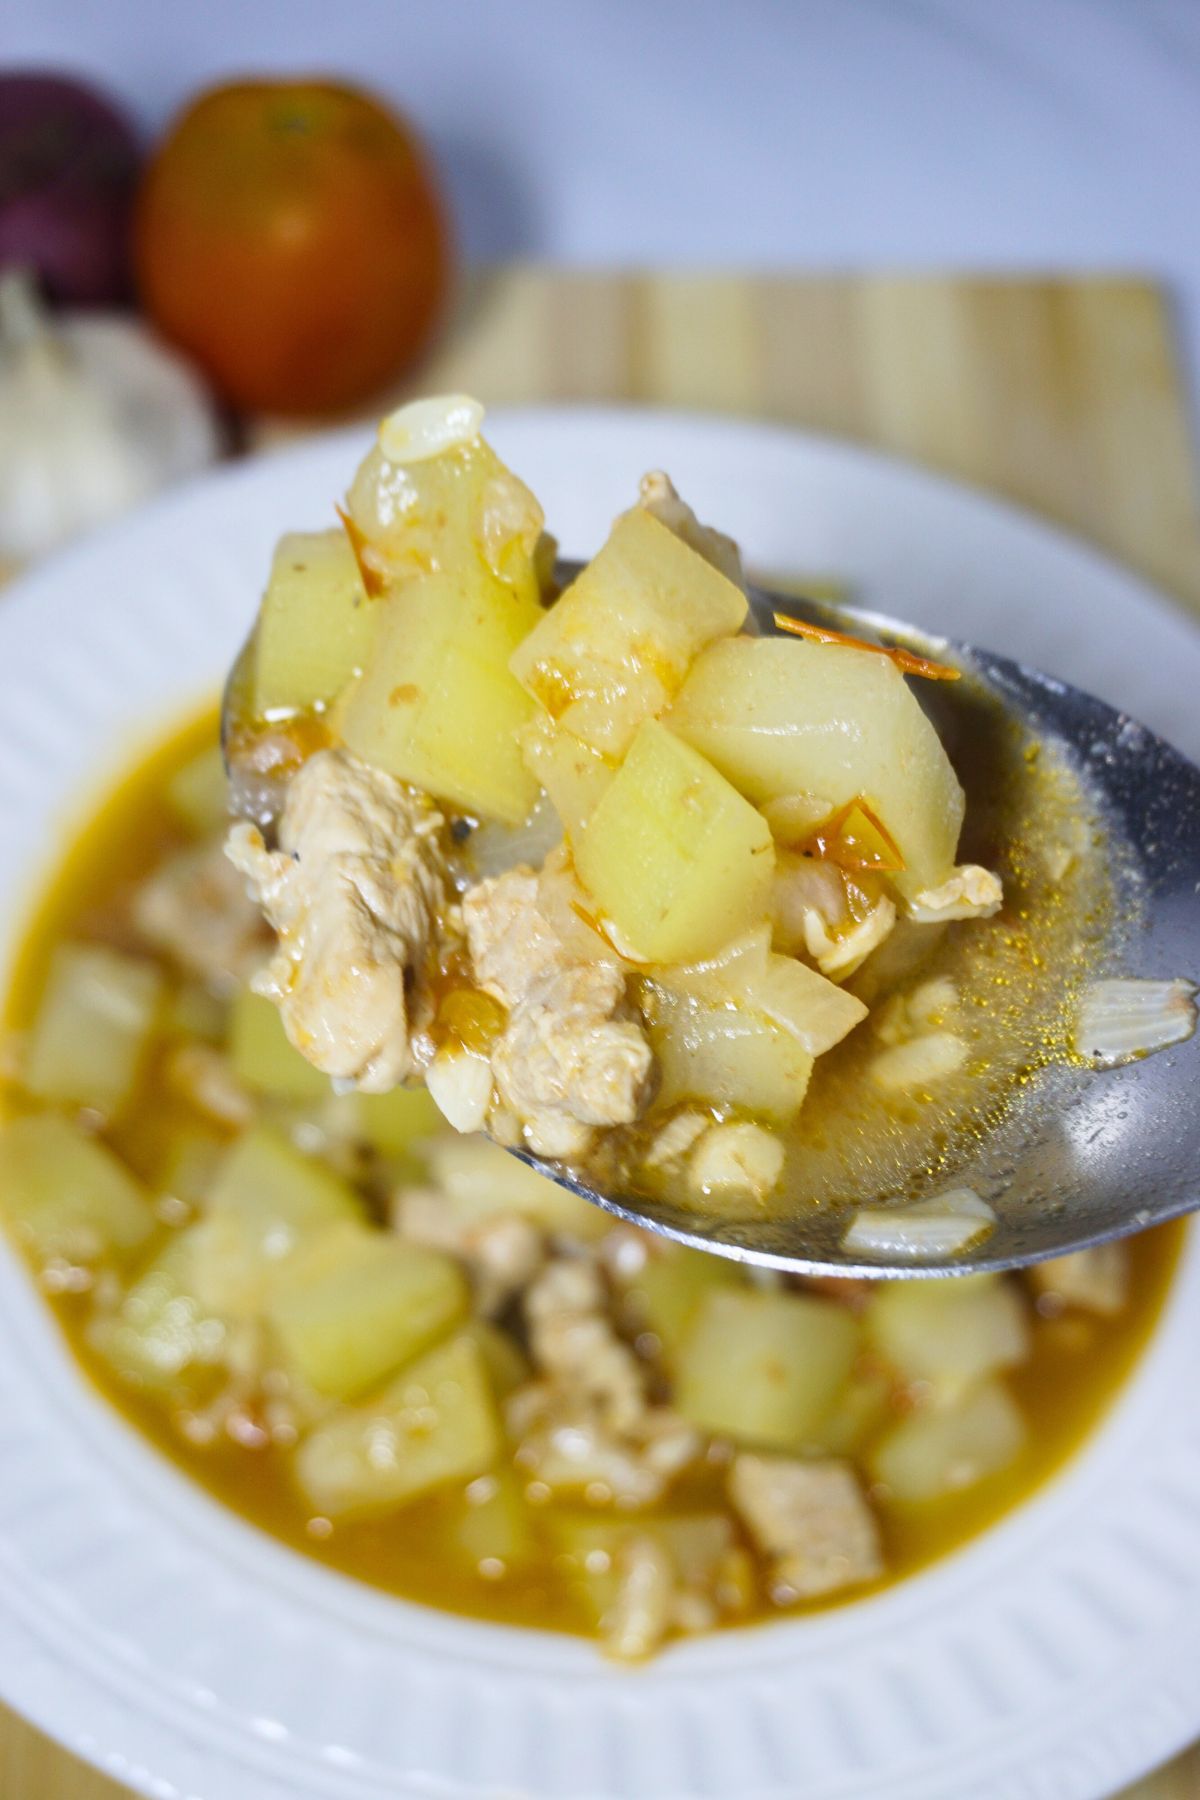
[4,269,1200,1800]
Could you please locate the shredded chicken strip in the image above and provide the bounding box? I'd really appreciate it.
[227,748,454,1093]
[509,1247,700,1505]
[509,1383,700,1507]
[524,1254,646,1430]
[464,867,655,1157]
[603,1533,676,1661]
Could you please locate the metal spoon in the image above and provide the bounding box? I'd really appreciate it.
[224,574,1200,1278]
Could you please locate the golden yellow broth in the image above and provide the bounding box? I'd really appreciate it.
[0,708,1185,1639]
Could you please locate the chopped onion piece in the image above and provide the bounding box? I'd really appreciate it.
[1073,977,1198,1068]
[378,394,485,465]
[842,1189,996,1261]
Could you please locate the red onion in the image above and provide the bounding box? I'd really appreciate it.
[0,72,141,305]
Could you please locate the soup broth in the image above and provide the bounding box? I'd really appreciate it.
[0,711,1182,1655]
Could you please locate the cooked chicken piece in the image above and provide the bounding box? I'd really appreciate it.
[870,974,967,1090]
[135,839,268,986]
[524,1253,646,1430]
[227,748,454,1094]
[906,864,1003,923]
[514,1243,694,1497]
[394,1186,544,1317]
[164,1042,255,1128]
[606,1516,748,1646]
[1028,1243,1129,1317]
[870,1030,967,1091]
[508,1384,700,1506]
[637,470,746,589]
[690,1121,784,1202]
[875,976,961,1046]
[729,1454,883,1601]
[462,867,572,1007]
[602,1533,676,1661]
[464,868,655,1158]
[492,962,656,1159]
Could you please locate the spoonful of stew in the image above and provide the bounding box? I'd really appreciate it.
[221,397,1199,1279]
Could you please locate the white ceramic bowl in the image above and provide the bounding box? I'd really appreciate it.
[1,410,1199,1800]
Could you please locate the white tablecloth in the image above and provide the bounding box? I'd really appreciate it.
[10,0,1200,418]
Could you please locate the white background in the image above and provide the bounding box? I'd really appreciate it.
[7,0,1200,424]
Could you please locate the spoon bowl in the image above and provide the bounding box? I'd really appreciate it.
[225,575,1200,1277]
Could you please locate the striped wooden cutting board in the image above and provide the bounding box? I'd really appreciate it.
[4,270,1200,1800]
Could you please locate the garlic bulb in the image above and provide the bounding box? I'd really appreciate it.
[0,269,221,563]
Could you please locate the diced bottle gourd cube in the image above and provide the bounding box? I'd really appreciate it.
[355,1085,446,1157]
[546,1512,630,1623]
[90,1226,227,1398]
[195,1125,365,1315]
[265,1222,467,1399]
[575,719,775,963]
[423,1135,607,1238]
[510,506,747,757]
[676,1287,860,1451]
[866,1274,1031,1403]
[444,1467,536,1573]
[869,1378,1026,1503]
[295,1333,502,1519]
[162,743,229,837]
[339,564,543,824]
[624,1244,744,1365]
[24,942,164,1115]
[208,1124,363,1236]
[806,1366,895,1458]
[253,529,375,716]
[155,1127,224,1207]
[227,988,331,1102]
[0,1112,155,1266]
[518,718,614,838]
[668,637,965,894]
[166,982,227,1044]
[345,436,543,596]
